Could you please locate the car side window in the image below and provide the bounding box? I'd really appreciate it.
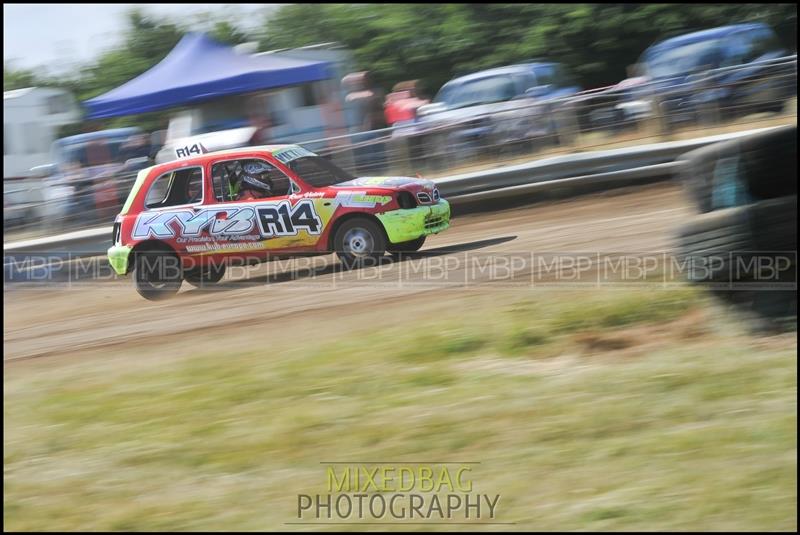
[723,34,750,67]
[144,167,203,209]
[516,73,537,94]
[533,65,555,87]
[745,28,780,62]
[552,64,577,88]
[210,158,292,202]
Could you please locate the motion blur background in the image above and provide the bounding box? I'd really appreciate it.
[4,3,798,531]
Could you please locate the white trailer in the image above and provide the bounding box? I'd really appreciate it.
[4,87,81,179]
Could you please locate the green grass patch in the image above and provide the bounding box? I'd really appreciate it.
[4,287,796,531]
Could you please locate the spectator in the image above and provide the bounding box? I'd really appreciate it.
[343,71,388,174]
[384,80,430,126]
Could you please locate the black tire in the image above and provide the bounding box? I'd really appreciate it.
[334,217,386,269]
[134,250,182,301]
[388,235,426,254]
[676,203,796,327]
[183,262,226,288]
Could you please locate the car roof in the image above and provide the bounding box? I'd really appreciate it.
[646,23,769,56]
[443,63,555,86]
[56,127,142,146]
[146,144,309,175]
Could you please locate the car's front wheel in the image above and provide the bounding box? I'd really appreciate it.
[334,218,386,269]
[134,250,182,301]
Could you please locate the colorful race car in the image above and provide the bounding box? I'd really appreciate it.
[107,143,451,300]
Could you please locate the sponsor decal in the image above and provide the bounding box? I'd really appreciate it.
[256,200,322,237]
[174,142,207,159]
[133,200,322,239]
[337,176,430,188]
[335,191,392,208]
[272,146,316,165]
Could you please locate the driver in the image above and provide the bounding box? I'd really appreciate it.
[229,161,275,200]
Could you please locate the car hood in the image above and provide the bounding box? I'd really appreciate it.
[418,100,522,126]
[333,176,438,194]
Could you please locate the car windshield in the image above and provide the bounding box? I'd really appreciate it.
[285,156,355,188]
[435,75,518,109]
[645,38,724,79]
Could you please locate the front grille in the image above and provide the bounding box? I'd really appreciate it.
[425,215,446,229]
[416,192,432,204]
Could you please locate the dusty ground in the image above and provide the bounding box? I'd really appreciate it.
[4,183,692,364]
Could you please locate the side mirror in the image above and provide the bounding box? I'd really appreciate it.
[524,85,551,99]
[29,163,57,178]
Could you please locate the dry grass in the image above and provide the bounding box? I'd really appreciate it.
[4,286,797,531]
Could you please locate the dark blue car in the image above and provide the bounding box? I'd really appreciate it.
[620,23,796,124]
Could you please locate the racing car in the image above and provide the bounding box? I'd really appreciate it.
[107,143,451,300]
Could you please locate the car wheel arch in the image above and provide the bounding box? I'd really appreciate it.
[327,212,389,253]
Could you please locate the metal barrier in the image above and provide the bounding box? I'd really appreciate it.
[3,125,783,262]
[3,57,797,239]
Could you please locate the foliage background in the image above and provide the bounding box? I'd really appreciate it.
[4,3,797,132]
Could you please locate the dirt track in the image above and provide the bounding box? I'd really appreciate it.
[4,183,693,363]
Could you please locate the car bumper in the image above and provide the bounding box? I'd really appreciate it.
[107,245,132,275]
[376,199,451,244]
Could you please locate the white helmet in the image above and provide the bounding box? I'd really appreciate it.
[239,161,273,194]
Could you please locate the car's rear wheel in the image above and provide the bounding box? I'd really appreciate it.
[334,218,386,269]
[134,250,182,301]
[388,235,426,255]
[183,263,226,288]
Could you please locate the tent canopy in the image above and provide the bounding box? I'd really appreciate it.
[84,33,332,119]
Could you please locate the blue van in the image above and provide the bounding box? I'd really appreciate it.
[621,23,795,123]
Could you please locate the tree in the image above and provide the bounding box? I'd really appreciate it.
[4,63,45,91]
[256,3,798,94]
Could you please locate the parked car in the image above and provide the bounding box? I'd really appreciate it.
[395,62,581,159]
[108,143,451,300]
[32,128,153,227]
[617,23,796,125]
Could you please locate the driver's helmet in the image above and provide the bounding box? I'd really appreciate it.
[239,161,273,195]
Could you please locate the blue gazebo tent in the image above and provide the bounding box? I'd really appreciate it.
[84,33,332,118]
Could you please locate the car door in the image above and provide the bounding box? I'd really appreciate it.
[204,156,323,254]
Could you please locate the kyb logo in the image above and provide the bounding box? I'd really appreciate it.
[133,201,322,239]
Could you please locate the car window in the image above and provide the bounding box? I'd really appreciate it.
[533,65,555,86]
[551,64,577,88]
[285,156,355,188]
[743,28,781,62]
[211,158,292,202]
[436,75,518,108]
[646,39,724,78]
[516,72,537,92]
[722,34,750,67]
[145,167,203,209]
